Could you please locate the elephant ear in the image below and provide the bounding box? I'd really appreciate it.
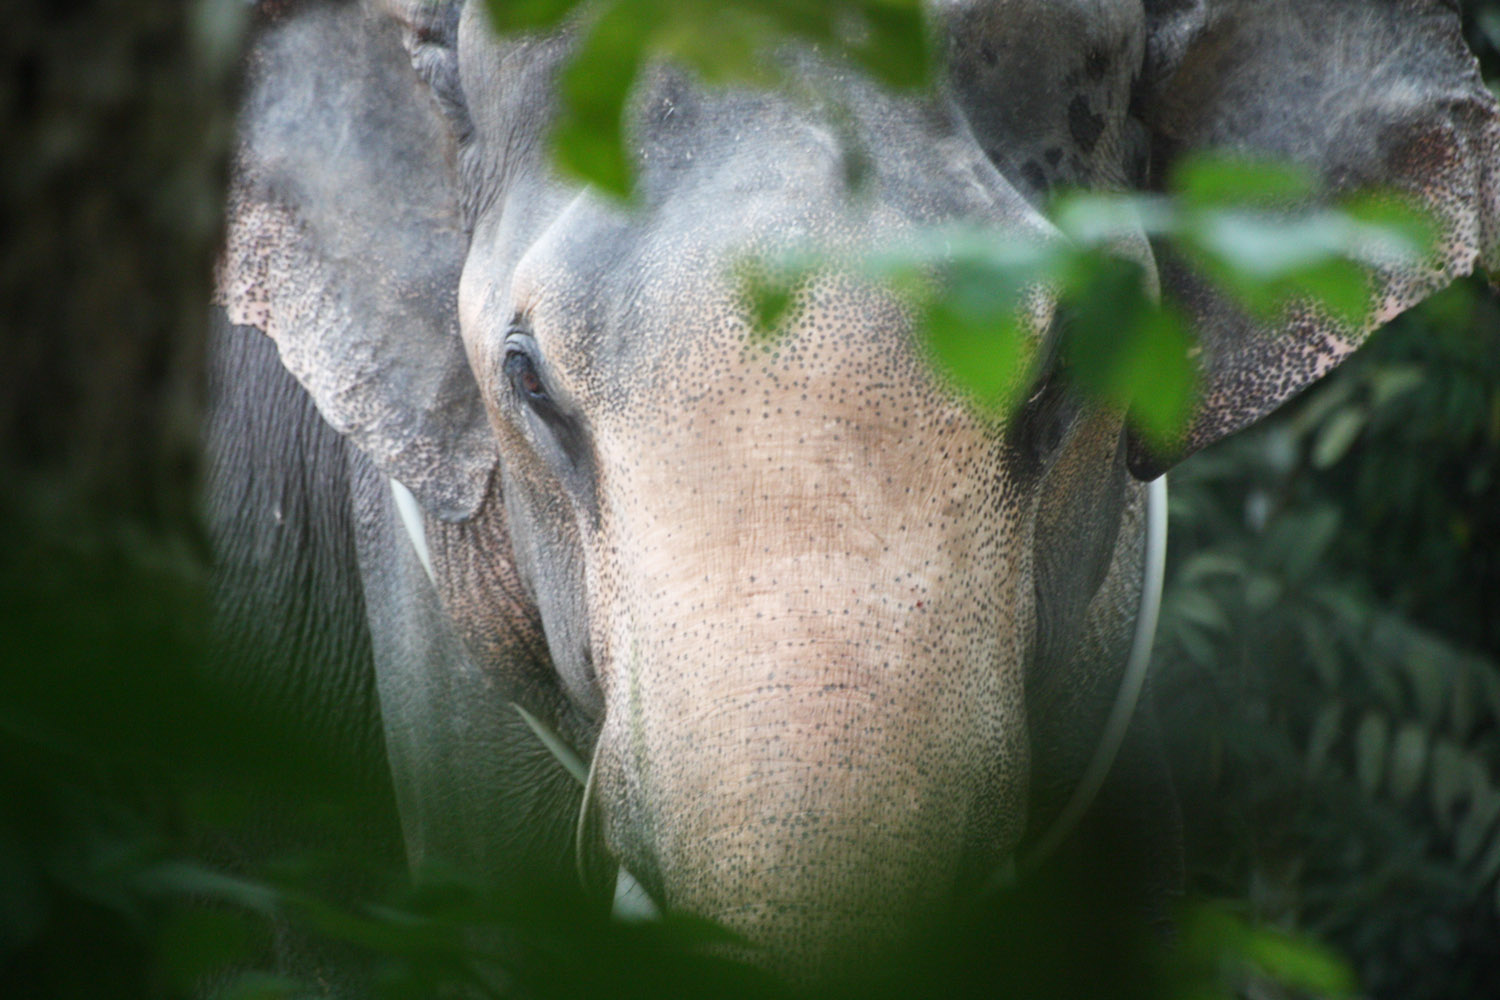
[1132,0,1499,476]
[217,0,493,521]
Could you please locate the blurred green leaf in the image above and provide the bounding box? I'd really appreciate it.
[1430,739,1470,832]
[485,0,583,31]
[1175,154,1316,209]
[214,972,304,1000]
[1385,723,1429,804]
[1312,406,1367,469]
[1179,904,1358,999]
[1354,712,1389,795]
[1305,702,1345,781]
[550,1,652,198]
[1456,778,1500,867]
[156,908,265,992]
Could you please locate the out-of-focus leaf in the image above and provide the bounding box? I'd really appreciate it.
[1367,365,1425,410]
[1180,904,1357,999]
[550,2,652,198]
[1173,590,1232,634]
[1354,712,1389,795]
[485,0,583,31]
[1175,154,1316,209]
[920,297,1031,409]
[1450,664,1479,744]
[1341,191,1438,265]
[1385,723,1429,804]
[1475,825,1500,887]
[1060,255,1196,446]
[1430,739,1470,833]
[215,972,304,1000]
[1271,507,1342,583]
[1400,645,1449,728]
[1305,702,1345,780]
[1179,552,1248,585]
[1299,614,1343,691]
[1244,573,1283,614]
[837,2,933,90]
[1456,777,1500,867]
[735,260,798,338]
[1312,406,1367,469]
[1289,257,1373,329]
[157,908,265,992]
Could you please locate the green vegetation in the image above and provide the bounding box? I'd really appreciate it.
[1,1,1496,998]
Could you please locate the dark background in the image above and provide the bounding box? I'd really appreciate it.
[1,2,1496,997]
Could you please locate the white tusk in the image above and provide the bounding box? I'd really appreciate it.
[1011,473,1169,877]
[389,477,437,588]
[613,868,660,922]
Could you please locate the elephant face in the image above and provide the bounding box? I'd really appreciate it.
[453,30,1058,960]
[217,0,1498,977]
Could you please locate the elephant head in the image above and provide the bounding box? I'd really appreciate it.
[215,0,1497,977]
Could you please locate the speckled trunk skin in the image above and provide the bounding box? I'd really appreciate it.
[577,282,1035,965]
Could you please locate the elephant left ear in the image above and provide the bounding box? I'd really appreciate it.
[1131,0,1499,477]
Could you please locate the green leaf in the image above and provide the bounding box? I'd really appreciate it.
[1288,256,1373,329]
[1474,823,1500,887]
[1274,507,1342,583]
[1385,723,1429,804]
[1457,776,1500,867]
[157,908,265,992]
[1180,905,1357,999]
[1450,663,1480,744]
[735,258,799,337]
[484,0,584,31]
[551,1,656,198]
[1178,552,1248,586]
[1431,739,1469,832]
[838,2,933,90]
[1366,365,1425,410]
[1244,573,1283,614]
[214,972,304,1000]
[1399,642,1450,728]
[1305,702,1344,780]
[1311,406,1367,469]
[1175,154,1316,210]
[1173,590,1232,634]
[920,296,1031,409]
[1354,712,1389,795]
[1058,254,1196,445]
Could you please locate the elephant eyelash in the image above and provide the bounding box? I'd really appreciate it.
[502,339,596,481]
[504,344,551,404]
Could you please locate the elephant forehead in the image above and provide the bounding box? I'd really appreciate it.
[583,276,1028,601]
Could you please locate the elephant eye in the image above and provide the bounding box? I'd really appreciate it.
[505,344,550,404]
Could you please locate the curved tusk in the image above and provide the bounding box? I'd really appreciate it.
[1012,472,1169,877]
[389,477,437,587]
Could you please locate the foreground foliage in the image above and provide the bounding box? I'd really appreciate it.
[3,1,1498,998]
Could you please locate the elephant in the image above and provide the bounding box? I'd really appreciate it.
[205,0,1499,982]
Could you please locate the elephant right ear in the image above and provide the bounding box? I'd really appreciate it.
[1130,0,1499,477]
[217,1,493,521]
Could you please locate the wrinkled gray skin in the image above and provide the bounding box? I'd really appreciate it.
[208,0,1498,979]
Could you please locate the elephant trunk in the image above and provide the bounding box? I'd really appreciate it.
[596,605,1029,976]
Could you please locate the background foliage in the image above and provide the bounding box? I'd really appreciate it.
[1147,14,1500,1000]
[1,1,1496,998]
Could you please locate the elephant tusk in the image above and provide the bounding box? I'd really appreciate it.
[612,868,659,922]
[514,703,660,920]
[513,702,589,785]
[389,477,437,587]
[1012,473,1169,877]
[387,478,660,918]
